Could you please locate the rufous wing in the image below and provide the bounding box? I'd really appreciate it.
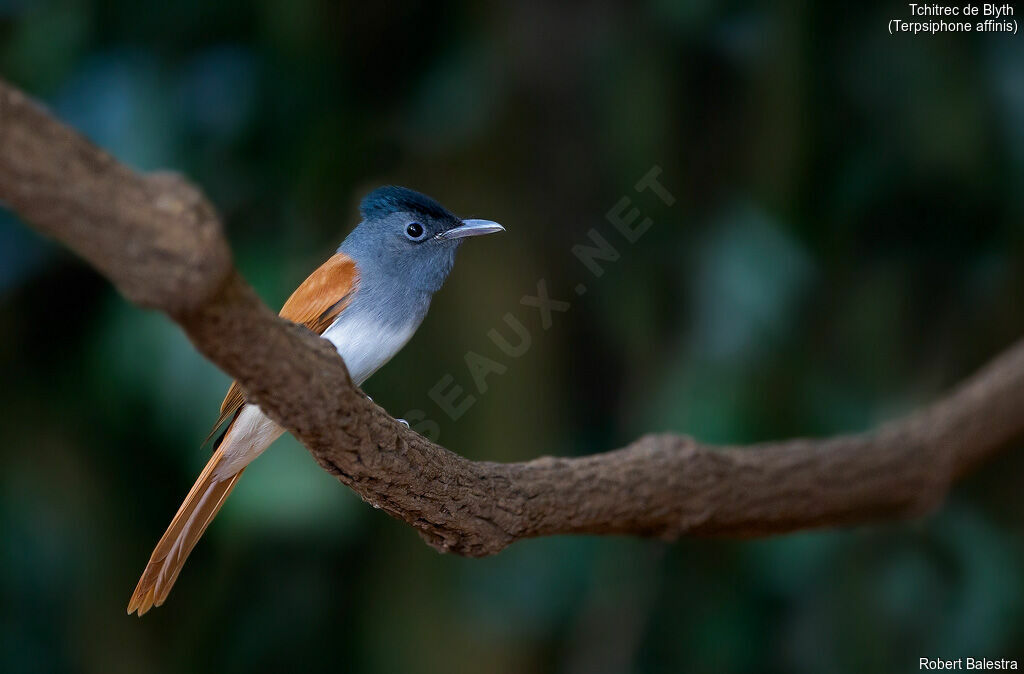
[203,252,359,444]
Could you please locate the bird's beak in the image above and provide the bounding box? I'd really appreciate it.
[436,219,505,240]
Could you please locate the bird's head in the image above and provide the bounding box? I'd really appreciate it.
[340,186,504,292]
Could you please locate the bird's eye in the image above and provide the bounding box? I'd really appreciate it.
[406,222,425,239]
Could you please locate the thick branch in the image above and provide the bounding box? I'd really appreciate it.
[0,86,231,314]
[2,78,1022,557]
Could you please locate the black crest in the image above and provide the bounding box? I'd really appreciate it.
[360,186,456,222]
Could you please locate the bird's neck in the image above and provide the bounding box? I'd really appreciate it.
[340,240,457,294]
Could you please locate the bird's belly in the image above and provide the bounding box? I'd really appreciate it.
[321,312,418,386]
[213,404,285,478]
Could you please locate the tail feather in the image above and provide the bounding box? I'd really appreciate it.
[127,449,244,616]
[155,469,244,607]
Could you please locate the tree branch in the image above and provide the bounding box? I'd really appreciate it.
[2,78,1022,557]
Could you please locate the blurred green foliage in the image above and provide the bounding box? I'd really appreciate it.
[1,1,1023,673]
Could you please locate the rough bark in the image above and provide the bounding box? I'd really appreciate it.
[1,78,1022,557]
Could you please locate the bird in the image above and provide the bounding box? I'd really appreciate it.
[126,186,504,616]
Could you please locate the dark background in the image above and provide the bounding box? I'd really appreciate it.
[2,1,1023,673]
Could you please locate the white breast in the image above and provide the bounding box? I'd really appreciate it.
[320,312,419,386]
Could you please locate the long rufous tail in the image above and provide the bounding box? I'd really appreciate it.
[127,448,244,616]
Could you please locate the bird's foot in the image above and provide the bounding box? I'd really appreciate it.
[364,393,408,428]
